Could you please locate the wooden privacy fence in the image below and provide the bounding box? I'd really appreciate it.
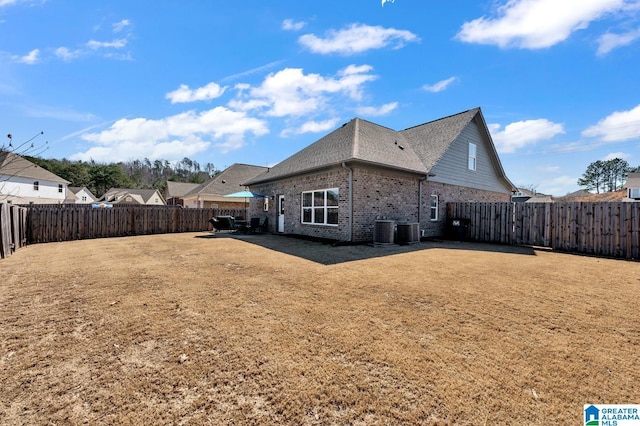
[26,205,244,244]
[447,201,640,260]
[0,203,27,259]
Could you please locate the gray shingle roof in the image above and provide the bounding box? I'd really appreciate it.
[0,151,70,183]
[185,163,268,197]
[247,108,487,185]
[400,108,480,170]
[165,181,200,198]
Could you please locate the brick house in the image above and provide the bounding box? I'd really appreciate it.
[180,163,269,210]
[245,107,515,242]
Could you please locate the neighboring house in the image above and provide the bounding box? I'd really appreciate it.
[624,172,640,201]
[245,107,516,242]
[67,186,97,204]
[181,163,268,209]
[0,150,70,204]
[164,181,199,206]
[99,188,166,205]
[511,188,536,203]
[512,188,554,203]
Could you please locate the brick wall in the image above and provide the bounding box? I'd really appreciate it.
[351,167,420,241]
[421,181,511,237]
[249,167,351,240]
[250,165,511,243]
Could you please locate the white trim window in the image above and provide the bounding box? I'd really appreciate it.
[301,188,339,225]
[468,142,477,171]
[430,194,438,221]
[33,181,39,191]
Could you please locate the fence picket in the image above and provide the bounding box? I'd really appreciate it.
[446,201,639,260]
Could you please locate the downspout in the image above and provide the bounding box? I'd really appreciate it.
[418,175,427,224]
[342,162,353,242]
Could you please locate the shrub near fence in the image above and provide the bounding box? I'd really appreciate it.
[26,205,245,244]
[447,201,640,260]
[0,203,27,259]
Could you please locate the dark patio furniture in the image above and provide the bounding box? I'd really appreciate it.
[209,215,237,232]
[248,217,269,233]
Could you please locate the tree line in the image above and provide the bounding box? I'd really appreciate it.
[577,158,639,193]
[23,156,219,198]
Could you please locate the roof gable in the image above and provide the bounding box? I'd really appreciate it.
[248,107,512,189]
[185,163,268,197]
[165,181,200,198]
[0,151,70,184]
[400,108,479,170]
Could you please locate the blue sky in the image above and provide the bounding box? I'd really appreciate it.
[1,0,639,195]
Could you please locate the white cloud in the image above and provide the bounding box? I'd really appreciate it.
[282,19,305,31]
[602,151,631,160]
[86,38,128,50]
[112,19,130,33]
[55,46,81,61]
[229,65,377,117]
[13,48,39,64]
[356,102,398,116]
[422,77,457,93]
[490,118,565,153]
[0,0,41,6]
[280,118,340,137]
[538,175,581,196]
[456,0,626,49]
[582,104,640,141]
[72,107,269,162]
[597,27,640,54]
[381,0,396,6]
[165,82,226,104]
[298,23,419,55]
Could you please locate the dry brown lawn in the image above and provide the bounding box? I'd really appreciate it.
[1,232,639,425]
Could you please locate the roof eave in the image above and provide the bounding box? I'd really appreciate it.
[246,159,428,186]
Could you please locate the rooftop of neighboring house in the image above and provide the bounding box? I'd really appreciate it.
[165,181,200,199]
[0,151,70,184]
[184,163,269,197]
[100,188,164,204]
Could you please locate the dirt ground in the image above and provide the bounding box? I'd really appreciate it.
[1,232,639,425]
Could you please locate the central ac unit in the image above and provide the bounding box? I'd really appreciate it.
[373,220,395,245]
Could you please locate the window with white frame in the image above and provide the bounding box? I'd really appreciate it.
[430,195,438,221]
[468,142,477,171]
[33,181,39,191]
[301,188,339,225]
[58,184,63,193]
